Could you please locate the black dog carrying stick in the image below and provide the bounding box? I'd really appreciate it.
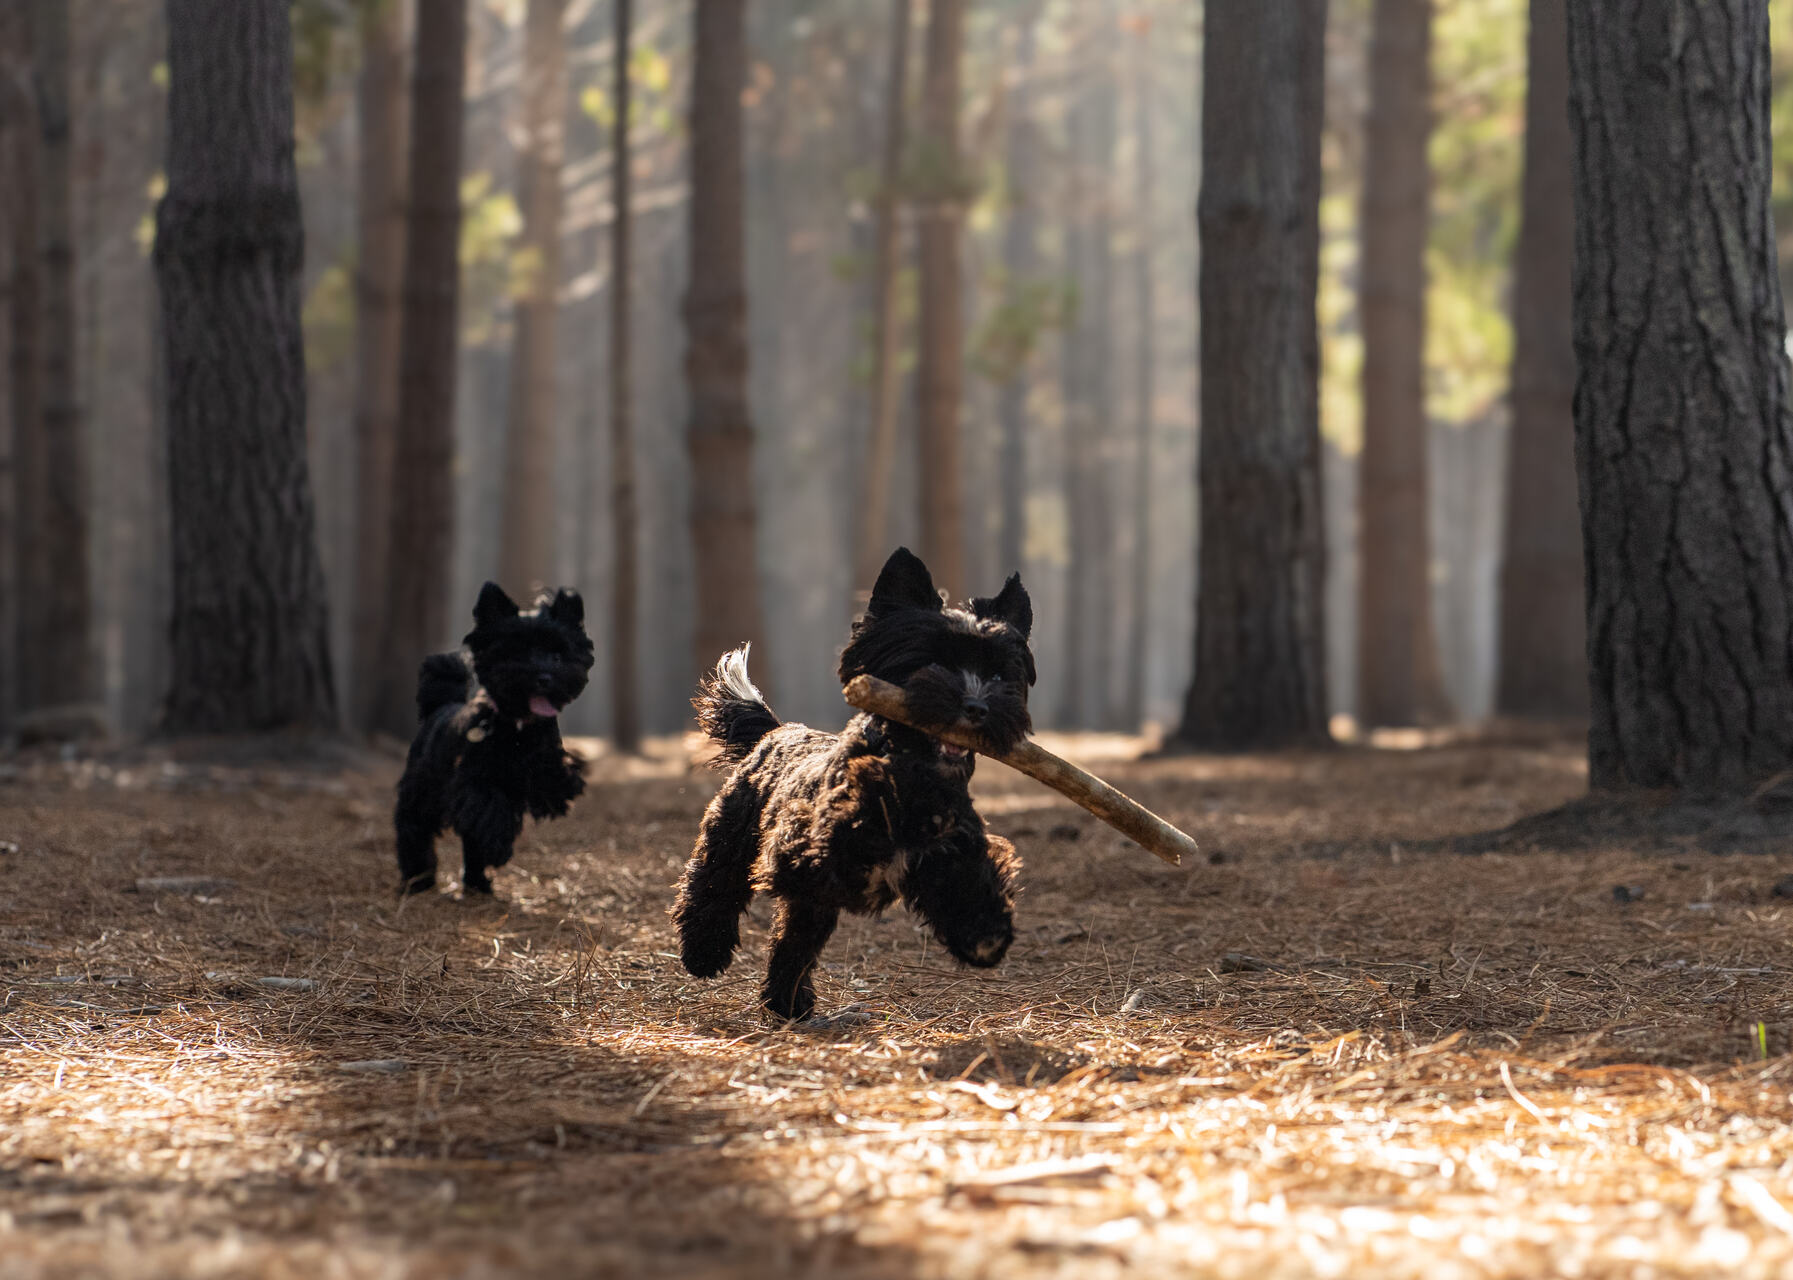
[842,675,1196,867]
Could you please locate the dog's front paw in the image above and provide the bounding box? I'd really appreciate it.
[679,927,738,979]
[461,870,495,896]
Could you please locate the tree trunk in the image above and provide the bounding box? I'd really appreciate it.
[1496,0,1584,720]
[610,0,640,751]
[499,0,567,596]
[1567,0,1793,793]
[1059,5,1118,729]
[1175,0,1330,750]
[684,0,766,683]
[368,0,467,737]
[1357,0,1447,728]
[1122,16,1155,731]
[853,0,913,593]
[350,0,409,731]
[994,1,1039,583]
[155,0,337,734]
[914,0,966,601]
[17,0,92,723]
[0,5,30,742]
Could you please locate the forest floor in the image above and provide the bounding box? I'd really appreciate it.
[4,728,1793,1278]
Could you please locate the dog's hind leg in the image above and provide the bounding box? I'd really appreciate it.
[672,783,764,978]
[761,897,839,1022]
[394,778,441,895]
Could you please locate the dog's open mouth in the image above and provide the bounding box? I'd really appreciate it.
[938,740,970,761]
[528,695,561,719]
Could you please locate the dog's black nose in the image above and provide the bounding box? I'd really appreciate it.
[535,671,555,689]
[963,697,988,723]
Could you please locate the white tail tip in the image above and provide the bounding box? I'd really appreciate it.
[715,644,765,705]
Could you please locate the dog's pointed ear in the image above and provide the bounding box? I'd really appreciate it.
[973,573,1032,639]
[868,547,942,615]
[473,581,520,628]
[546,587,584,628]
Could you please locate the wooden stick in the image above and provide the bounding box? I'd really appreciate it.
[842,675,1194,867]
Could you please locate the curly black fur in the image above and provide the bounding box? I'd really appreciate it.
[672,547,1034,1021]
[394,582,594,895]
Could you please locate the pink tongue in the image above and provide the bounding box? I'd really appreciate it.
[529,695,558,719]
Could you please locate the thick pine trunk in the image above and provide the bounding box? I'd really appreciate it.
[1357,0,1447,728]
[853,0,913,592]
[1567,0,1793,792]
[1497,0,1584,720]
[350,0,409,730]
[684,0,766,683]
[610,0,640,751]
[994,3,1039,584]
[0,6,29,742]
[914,0,966,601]
[1122,18,1155,731]
[1176,0,1330,750]
[18,0,92,722]
[499,0,567,595]
[154,0,337,734]
[368,0,467,737]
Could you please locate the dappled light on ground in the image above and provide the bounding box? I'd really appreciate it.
[4,734,1793,1277]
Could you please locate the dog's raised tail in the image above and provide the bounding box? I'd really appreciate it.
[694,644,779,765]
[415,652,472,721]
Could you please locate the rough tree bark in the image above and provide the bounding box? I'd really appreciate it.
[1122,15,1155,731]
[18,0,93,723]
[154,0,337,733]
[1174,0,1330,750]
[853,0,913,593]
[1566,0,1793,793]
[1357,0,1447,728]
[914,0,967,601]
[0,5,29,742]
[610,0,640,751]
[350,0,408,730]
[684,0,766,683]
[368,0,467,737]
[499,0,567,596]
[1496,0,1585,720]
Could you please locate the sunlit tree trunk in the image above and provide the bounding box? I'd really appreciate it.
[994,0,1039,584]
[1567,0,1793,792]
[854,0,912,592]
[685,0,766,682]
[499,0,567,596]
[914,0,966,600]
[610,0,640,751]
[17,0,93,724]
[1122,15,1155,731]
[369,0,466,737]
[1496,0,1584,720]
[1357,0,1447,728]
[1060,4,1118,728]
[350,0,408,730]
[1175,0,1331,750]
[155,0,337,733]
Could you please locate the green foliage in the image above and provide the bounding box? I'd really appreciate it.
[1319,0,1525,455]
[302,257,357,373]
[459,172,523,346]
[1426,0,1524,425]
[1768,0,1793,305]
[971,274,1074,385]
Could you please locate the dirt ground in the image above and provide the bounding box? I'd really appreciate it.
[4,729,1793,1278]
